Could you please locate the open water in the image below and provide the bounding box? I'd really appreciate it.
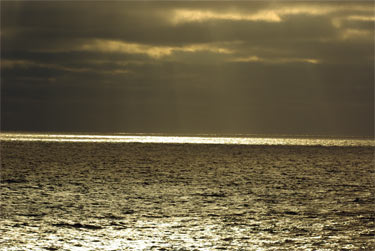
[0,133,374,250]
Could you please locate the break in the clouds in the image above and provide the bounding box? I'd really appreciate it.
[1,1,374,136]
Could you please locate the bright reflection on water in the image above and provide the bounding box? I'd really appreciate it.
[1,133,374,250]
[0,132,373,146]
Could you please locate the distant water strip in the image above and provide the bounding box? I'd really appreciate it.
[0,133,373,147]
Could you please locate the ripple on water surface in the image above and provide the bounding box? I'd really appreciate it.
[0,140,374,250]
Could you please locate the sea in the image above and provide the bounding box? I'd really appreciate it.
[1,133,374,250]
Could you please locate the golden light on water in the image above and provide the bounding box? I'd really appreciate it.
[2,132,374,250]
[0,133,373,147]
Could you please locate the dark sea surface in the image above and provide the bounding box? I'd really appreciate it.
[1,134,374,250]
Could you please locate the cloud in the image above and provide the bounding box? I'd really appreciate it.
[8,39,234,60]
[230,56,320,64]
[79,39,233,59]
[2,59,89,72]
[347,15,375,22]
[2,59,131,75]
[80,40,174,58]
[168,4,372,25]
[16,39,233,59]
[170,9,282,24]
[340,29,374,40]
[1,1,373,136]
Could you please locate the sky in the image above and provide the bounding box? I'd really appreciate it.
[1,1,374,137]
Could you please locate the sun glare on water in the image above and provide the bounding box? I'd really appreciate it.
[0,133,373,147]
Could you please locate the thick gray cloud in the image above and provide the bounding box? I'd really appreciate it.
[1,1,373,136]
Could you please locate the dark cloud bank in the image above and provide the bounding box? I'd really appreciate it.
[1,1,374,137]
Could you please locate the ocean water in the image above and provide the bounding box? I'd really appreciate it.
[0,133,374,250]
[1,132,374,147]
